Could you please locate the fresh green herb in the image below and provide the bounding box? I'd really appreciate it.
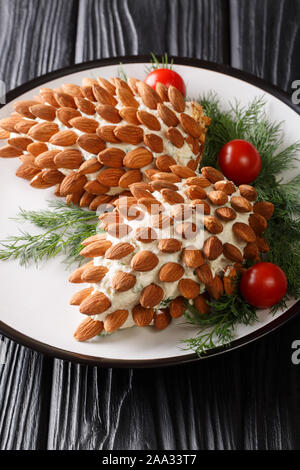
[145,52,174,73]
[183,95,300,356]
[183,292,257,356]
[0,200,98,267]
[117,63,128,82]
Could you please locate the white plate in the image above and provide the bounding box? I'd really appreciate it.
[0,57,299,367]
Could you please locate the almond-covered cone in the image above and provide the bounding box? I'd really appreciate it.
[0,77,210,209]
[70,165,274,341]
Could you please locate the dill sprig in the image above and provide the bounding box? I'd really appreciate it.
[0,200,98,267]
[183,293,257,356]
[184,95,300,355]
[145,52,174,73]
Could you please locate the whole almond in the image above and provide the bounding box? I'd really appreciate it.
[207,190,228,205]
[191,199,211,215]
[97,77,116,95]
[154,309,172,330]
[150,213,173,229]
[74,96,96,115]
[79,157,102,174]
[14,100,39,118]
[159,262,184,282]
[80,240,112,257]
[42,169,64,185]
[244,242,259,259]
[230,196,252,212]
[249,213,267,234]
[84,180,110,195]
[40,88,60,107]
[106,222,132,238]
[166,127,184,148]
[151,171,181,183]
[89,195,112,211]
[81,265,108,283]
[151,180,178,191]
[54,91,76,109]
[253,201,274,220]
[98,147,125,168]
[169,297,185,318]
[256,236,269,253]
[69,116,98,133]
[127,77,139,94]
[137,110,161,130]
[97,125,120,143]
[135,226,157,243]
[179,113,202,138]
[97,104,121,123]
[80,192,95,208]
[119,169,142,188]
[119,107,139,125]
[105,309,130,334]
[182,247,205,268]
[79,291,111,315]
[204,216,223,234]
[49,130,78,146]
[157,103,179,127]
[215,207,237,221]
[185,176,211,188]
[74,317,104,342]
[81,233,107,246]
[123,147,153,169]
[116,86,139,108]
[66,191,85,206]
[16,163,40,180]
[7,136,33,150]
[56,107,81,127]
[158,238,182,253]
[140,283,164,308]
[14,119,37,134]
[223,242,243,263]
[161,188,184,205]
[194,294,210,314]
[168,85,185,112]
[136,81,161,109]
[28,122,59,142]
[131,251,159,272]
[223,265,238,295]
[239,184,258,201]
[105,242,135,260]
[111,271,136,292]
[97,168,125,186]
[203,236,223,260]
[155,155,176,171]
[70,287,94,306]
[77,133,106,154]
[60,172,87,196]
[81,85,96,101]
[169,165,195,179]
[54,149,83,169]
[156,82,169,102]
[201,166,224,183]
[138,198,164,214]
[185,185,206,200]
[29,104,56,121]
[92,84,117,106]
[175,221,198,239]
[206,275,223,300]
[196,264,213,284]
[27,142,48,156]
[213,180,235,194]
[178,279,200,299]
[233,222,256,243]
[0,129,10,139]
[0,115,23,132]
[114,124,144,145]
[0,145,23,158]
[132,304,154,327]
[144,133,163,153]
[130,184,155,200]
[62,83,83,97]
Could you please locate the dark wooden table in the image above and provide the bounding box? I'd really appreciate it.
[1,0,300,450]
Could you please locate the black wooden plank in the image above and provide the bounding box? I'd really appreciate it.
[75,0,229,63]
[0,337,53,449]
[0,0,78,90]
[0,0,78,450]
[230,0,300,90]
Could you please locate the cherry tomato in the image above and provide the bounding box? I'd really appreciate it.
[145,69,186,96]
[218,139,261,184]
[240,262,287,308]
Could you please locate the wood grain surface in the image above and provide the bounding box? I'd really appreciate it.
[0,0,300,450]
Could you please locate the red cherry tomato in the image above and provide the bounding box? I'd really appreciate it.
[144,69,186,96]
[240,262,287,308]
[218,139,261,184]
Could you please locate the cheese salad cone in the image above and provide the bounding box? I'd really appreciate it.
[69,165,274,341]
[0,77,210,209]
